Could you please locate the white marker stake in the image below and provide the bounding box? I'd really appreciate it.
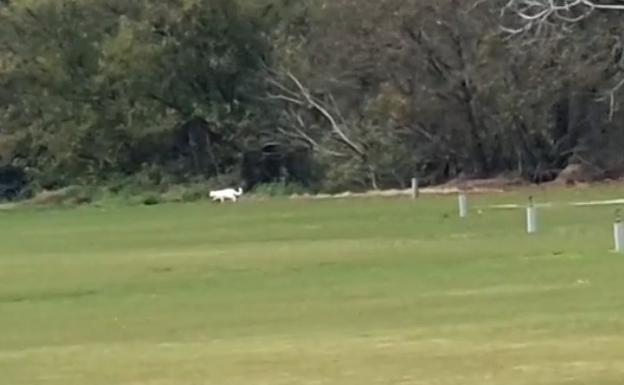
[614,222,624,253]
[614,214,624,253]
[411,178,419,199]
[458,193,468,218]
[526,197,537,234]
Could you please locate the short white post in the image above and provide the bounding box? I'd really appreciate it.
[614,210,624,253]
[526,196,538,234]
[411,178,419,199]
[458,192,468,218]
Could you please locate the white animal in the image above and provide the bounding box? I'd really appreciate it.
[209,187,243,203]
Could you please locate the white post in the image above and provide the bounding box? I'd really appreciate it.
[614,210,624,253]
[411,178,419,199]
[458,193,468,218]
[526,196,537,234]
[614,222,624,253]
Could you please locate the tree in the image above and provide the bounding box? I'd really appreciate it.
[499,0,624,177]
[0,0,274,188]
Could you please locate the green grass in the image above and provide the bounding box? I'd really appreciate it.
[2,186,624,384]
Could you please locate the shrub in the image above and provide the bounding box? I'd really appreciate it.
[253,182,307,197]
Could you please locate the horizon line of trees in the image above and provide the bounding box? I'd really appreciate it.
[1,0,623,199]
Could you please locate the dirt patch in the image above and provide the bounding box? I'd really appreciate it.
[438,175,526,190]
[551,163,598,186]
[290,187,501,200]
[290,177,522,200]
[26,186,92,207]
[0,202,18,210]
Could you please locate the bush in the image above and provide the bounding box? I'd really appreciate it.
[161,182,213,203]
[140,193,161,206]
[253,182,307,197]
[0,165,28,201]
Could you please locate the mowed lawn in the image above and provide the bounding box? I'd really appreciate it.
[2,187,624,385]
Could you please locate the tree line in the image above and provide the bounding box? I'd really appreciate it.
[0,0,623,199]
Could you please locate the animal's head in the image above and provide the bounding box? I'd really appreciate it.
[209,191,216,197]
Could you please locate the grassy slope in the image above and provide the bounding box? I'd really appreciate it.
[1,186,624,384]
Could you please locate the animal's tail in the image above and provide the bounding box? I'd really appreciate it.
[234,187,243,196]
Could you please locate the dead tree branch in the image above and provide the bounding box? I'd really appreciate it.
[597,77,624,121]
[266,70,365,158]
[277,111,349,157]
[501,0,624,34]
[265,68,383,189]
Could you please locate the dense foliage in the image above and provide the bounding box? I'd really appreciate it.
[1,0,623,198]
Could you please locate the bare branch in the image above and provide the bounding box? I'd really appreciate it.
[266,93,304,106]
[278,112,348,157]
[267,69,366,158]
[501,0,624,34]
[598,77,624,121]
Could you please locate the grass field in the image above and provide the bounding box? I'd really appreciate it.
[2,186,624,385]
